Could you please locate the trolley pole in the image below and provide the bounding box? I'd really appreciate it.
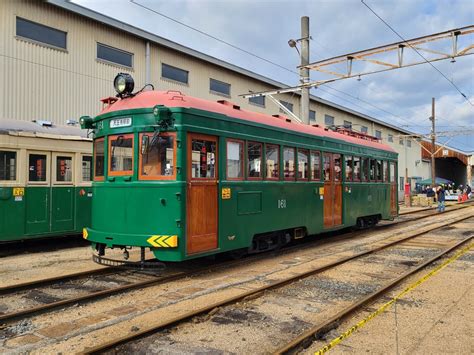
[430,98,436,187]
[300,16,310,125]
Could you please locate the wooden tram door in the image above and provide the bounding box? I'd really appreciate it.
[186,133,218,255]
[323,153,343,228]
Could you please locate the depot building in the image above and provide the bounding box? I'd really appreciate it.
[1,0,472,197]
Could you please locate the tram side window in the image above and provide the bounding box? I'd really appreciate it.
[29,154,47,182]
[297,149,309,180]
[345,156,353,181]
[361,157,369,181]
[247,142,262,178]
[323,154,331,181]
[389,162,396,183]
[283,147,295,179]
[383,161,389,182]
[310,151,321,181]
[0,151,17,181]
[266,144,279,179]
[334,154,342,182]
[94,139,105,180]
[56,156,73,182]
[191,139,216,178]
[82,156,93,182]
[353,157,361,181]
[376,160,383,181]
[140,133,175,179]
[369,159,376,181]
[227,140,243,179]
[109,135,133,175]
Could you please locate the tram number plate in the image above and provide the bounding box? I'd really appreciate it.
[13,188,24,196]
[110,117,132,128]
[278,199,287,209]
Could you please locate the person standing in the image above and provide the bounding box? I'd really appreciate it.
[437,185,445,212]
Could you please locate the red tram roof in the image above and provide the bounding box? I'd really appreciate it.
[100,91,396,153]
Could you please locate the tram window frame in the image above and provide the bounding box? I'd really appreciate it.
[94,138,105,181]
[226,139,244,180]
[0,150,18,182]
[376,159,383,182]
[297,149,309,180]
[310,151,321,181]
[53,154,74,184]
[334,154,342,182]
[352,157,361,182]
[283,147,296,180]
[265,144,280,180]
[139,132,177,181]
[361,157,370,182]
[190,136,217,179]
[369,159,376,181]
[247,141,263,180]
[81,155,93,183]
[390,162,396,183]
[108,134,134,177]
[345,156,353,182]
[383,161,389,182]
[28,152,49,184]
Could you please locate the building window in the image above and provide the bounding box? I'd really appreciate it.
[82,156,93,182]
[0,151,17,181]
[16,17,67,49]
[226,140,243,179]
[343,120,352,130]
[375,130,382,139]
[324,114,334,126]
[310,151,321,180]
[297,149,309,180]
[162,63,189,84]
[361,126,368,134]
[249,96,265,107]
[280,100,293,113]
[309,110,316,122]
[283,147,295,179]
[29,154,47,182]
[247,142,262,178]
[265,144,279,179]
[97,43,133,68]
[407,139,412,147]
[388,134,393,142]
[399,138,404,145]
[56,156,73,182]
[210,78,231,96]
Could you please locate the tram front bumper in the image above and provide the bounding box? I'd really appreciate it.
[83,228,179,249]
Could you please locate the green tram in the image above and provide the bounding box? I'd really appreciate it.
[0,119,93,242]
[81,75,398,263]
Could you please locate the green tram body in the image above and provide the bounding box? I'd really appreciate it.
[0,119,93,242]
[83,91,398,262]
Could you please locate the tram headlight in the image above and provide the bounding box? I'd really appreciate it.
[113,73,134,96]
[80,116,94,129]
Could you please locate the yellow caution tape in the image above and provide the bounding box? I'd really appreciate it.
[147,235,178,248]
[315,241,473,355]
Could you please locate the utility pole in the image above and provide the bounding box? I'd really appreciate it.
[430,97,436,187]
[300,16,310,125]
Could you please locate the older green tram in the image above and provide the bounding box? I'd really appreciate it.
[0,119,93,242]
[81,77,398,263]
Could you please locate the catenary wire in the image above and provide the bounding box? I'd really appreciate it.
[360,0,474,107]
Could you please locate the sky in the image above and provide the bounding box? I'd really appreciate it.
[73,0,473,152]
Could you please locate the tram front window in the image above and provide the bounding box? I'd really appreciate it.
[109,134,134,175]
[140,133,175,179]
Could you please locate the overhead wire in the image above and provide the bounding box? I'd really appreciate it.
[360,0,474,107]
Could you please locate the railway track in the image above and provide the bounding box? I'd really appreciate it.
[0,202,471,327]
[80,210,472,354]
[2,206,469,354]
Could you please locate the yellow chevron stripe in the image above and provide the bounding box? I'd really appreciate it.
[147,235,178,248]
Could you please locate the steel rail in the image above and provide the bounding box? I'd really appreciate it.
[1,204,469,325]
[82,210,473,354]
[399,199,473,216]
[274,235,473,354]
